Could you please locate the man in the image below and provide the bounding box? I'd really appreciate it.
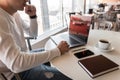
[0,0,70,80]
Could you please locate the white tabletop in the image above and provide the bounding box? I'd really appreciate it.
[45,29,120,80]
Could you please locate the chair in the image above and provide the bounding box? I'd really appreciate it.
[25,36,36,51]
[97,21,113,30]
[0,73,21,80]
[25,36,45,52]
[0,73,7,80]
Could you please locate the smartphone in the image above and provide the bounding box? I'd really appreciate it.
[74,50,94,59]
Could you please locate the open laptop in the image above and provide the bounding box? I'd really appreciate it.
[50,15,92,48]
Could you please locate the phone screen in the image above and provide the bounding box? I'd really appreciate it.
[74,50,94,58]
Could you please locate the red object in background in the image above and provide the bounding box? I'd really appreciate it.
[69,15,91,36]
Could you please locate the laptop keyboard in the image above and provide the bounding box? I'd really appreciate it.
[60,34,84,45]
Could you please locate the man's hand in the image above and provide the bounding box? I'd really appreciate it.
[57,41,69,55]
[25,5,36,17]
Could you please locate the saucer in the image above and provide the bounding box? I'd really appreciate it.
[94,44,114,52]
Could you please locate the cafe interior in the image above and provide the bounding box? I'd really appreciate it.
[69,0,120,31]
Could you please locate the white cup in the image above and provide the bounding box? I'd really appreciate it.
[98,39,111,50]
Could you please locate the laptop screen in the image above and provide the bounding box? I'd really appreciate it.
[68,15,92,44]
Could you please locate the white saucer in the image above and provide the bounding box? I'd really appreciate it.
[94,44,114,52]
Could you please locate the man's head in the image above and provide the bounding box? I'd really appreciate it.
[0,0,29,15]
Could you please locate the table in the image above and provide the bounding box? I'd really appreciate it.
[45,30,120,80]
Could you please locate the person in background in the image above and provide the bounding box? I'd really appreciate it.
[104,5,117,22]
[0,0,70,80]
[108,5,116,11]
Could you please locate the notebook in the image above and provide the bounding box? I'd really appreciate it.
[78,55,119,78]
[50,15,92,48]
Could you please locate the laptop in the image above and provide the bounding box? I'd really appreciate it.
[50,15,92,48]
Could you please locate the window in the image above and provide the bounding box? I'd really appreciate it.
[39,0,73,33]
[38,0,86,35]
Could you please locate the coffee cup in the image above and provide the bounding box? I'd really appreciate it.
[98,39,111,50]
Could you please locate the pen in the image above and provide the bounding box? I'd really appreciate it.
[72,48,86,52]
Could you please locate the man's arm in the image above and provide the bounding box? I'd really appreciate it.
[22,5,38,37]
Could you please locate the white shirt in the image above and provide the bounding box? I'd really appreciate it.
[0,7,61,80]
[13,12,38,51]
